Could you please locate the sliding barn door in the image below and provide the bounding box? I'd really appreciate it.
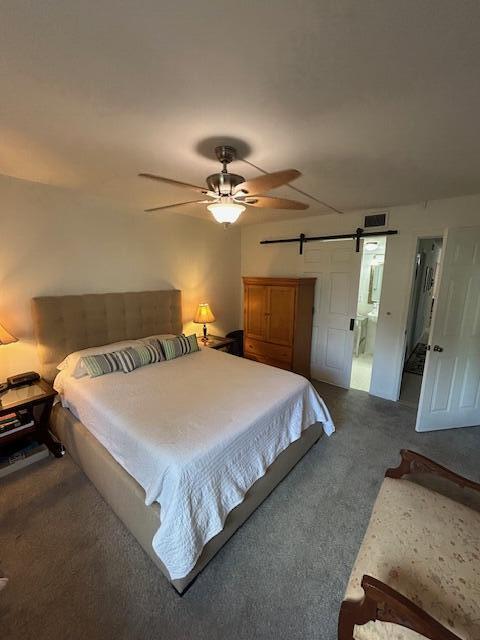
[416,227,480,431]
[304,241,361,388]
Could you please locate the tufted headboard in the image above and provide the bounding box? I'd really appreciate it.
[32,290,182,382]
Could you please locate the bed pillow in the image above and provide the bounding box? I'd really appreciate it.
[138,333,176,345]
[80,352,122,378]
[116,343,164,373]
[57,340,140,378]
[160,334,199,361]
[141,337,169,352]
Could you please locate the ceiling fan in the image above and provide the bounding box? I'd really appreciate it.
[139,145,309,225]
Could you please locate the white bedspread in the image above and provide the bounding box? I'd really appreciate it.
[55,348,334,580]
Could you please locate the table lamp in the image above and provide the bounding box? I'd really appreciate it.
[194,303,215,344]
[0,321,18,393]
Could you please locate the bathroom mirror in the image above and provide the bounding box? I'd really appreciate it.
[368,256,384,303]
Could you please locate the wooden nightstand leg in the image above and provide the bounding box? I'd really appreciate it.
[37,398,65,458]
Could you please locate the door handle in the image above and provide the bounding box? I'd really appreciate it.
[349,318,355,331]
[433,345,444,352]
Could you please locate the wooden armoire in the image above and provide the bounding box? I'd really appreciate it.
[243,277,316,378]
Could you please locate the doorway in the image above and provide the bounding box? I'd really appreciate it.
[349,237,387,391]
[399,237,443,407]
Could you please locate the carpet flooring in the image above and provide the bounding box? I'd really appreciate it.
[1,382,479,640]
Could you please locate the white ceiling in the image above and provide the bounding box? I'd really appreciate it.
[1,1,480,225]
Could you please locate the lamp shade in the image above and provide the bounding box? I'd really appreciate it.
[207,202,245,224]
[194,303,215,324]
[0,321,18,345]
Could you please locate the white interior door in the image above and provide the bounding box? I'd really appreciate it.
[416,227,480,431]
[304,241,361,388]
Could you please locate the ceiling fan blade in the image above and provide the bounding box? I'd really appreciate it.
[241,196,309,210]
[234,169,301,196]
[145,199,212,213]
[139,173,208,194]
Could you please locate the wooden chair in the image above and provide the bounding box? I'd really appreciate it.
[338,450,480,640]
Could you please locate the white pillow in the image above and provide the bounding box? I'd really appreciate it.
[138,333,176,344]
[57,340,141,378]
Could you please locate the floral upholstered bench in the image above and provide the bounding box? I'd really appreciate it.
[338,450,480,640]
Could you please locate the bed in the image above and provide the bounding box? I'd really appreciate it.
[32,289,334,594]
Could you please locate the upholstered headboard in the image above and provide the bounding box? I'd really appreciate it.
[32,290,182,382]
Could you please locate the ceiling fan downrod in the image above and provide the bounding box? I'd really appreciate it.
[215,145,237,171]
[207,146,245,196]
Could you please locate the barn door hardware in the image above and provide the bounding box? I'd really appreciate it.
[259,228,398,255]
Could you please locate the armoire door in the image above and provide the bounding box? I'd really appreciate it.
[266,286,296,346]
[244,284,268,341]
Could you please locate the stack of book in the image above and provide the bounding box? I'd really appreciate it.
[0,409,49,477]
[0,438,49,478]
[0,409,34,439]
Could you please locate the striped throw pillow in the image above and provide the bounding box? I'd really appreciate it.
[144,337,167,353]
[81,352,121,377]
[160,334,199,361]
[116,344,164,373]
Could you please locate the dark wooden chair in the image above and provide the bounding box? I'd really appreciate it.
[338,450,480,640]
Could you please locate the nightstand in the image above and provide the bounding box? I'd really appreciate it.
[0,380,64,458]
[201,335,236,352]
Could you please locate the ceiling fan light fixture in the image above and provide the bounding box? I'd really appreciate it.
[139,145,308,219]
[207,201,245,225]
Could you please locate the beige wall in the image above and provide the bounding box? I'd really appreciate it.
[241,193,480,400]
[0,174,241,378]
[3,170,479,401]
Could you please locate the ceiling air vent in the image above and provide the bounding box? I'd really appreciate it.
[364,212,388,229]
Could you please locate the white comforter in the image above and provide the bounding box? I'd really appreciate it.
[55,348,334,580]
